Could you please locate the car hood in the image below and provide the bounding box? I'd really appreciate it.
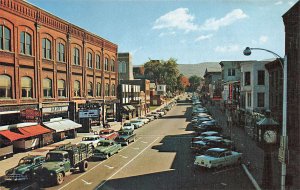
[195,155,217,161]
[6,164,31,175]
[40,162,64,171]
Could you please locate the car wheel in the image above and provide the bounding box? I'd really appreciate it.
[56,172,64,185]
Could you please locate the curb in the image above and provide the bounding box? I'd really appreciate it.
[242,164,261,190]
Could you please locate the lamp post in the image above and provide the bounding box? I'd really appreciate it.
[243,47,288,190]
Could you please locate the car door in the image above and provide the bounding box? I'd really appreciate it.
[217,152,226,167]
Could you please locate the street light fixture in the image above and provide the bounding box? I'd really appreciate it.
[243,47,288,190]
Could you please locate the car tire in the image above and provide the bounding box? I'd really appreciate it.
[79,160,88,172]
[56,172,64,185]
[125,141,129,146]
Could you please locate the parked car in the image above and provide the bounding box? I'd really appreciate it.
[191,139,235,154]
[149,112,160,119]
[5,155,45,182]
[123,122,135,130]
[154,111,165,117]
[99,129,119,140]
[130,119,144,129]
[92,140,122,160]
[138,117,150,124]
[194,123,223,134]
[157,109,167,115]
[191,131,220,142]
[79,135,103,148]
[145,115,155,121]
[194,148,242,169]
[115,129,136,145]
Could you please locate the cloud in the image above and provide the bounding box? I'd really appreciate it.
[130,47,143,55]
[159,31,176,37]
[275,1,283,5]
[214,44,240,53]
[153,8,198,32]
[259,35,268,44]
[195,34,213,41]
[200,9,248,31]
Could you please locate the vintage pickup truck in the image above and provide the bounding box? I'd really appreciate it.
[5,155,45,181]
[114,129,136,145]
[92,140,122,160]
[34,143,93,185]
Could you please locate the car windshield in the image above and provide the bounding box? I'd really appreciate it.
[98,142,110,146]
[18,158,33,165]
[82,137,97,141]
[46,153,64,162]
[205,150,221,158]
[124,123,131,126]
[131,121,139,123]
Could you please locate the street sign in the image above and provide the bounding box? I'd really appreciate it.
[79,109,99,118]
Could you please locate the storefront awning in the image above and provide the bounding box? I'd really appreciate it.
[18,125,52,137]
[0,130,27,142]
[127,105,136,110]
[123,106,129,111]
[43,119,82,132]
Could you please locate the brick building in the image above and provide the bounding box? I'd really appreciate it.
[0,0,118,128]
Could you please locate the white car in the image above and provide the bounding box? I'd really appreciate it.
[123,122,135,130]
[194,148,242,169]
[138,117,150,124]
[79,135,103,148]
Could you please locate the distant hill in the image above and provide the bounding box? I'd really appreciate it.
[178,62,221,78]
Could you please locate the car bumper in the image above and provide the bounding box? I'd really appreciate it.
[93,153,108,159]
[5,174,28,181]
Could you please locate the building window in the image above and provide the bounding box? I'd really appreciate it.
[105,83,109,96]
[111,84,115,96]
[247,92,251,107]
[96,55,101,69]
[57,43,65,62]
[244,72,251,86]
[20,32,32,55]
[42,38,51,59]
[86,52,93,68]
[104,58,109,71]
[21,76,32,98]
[0,75,12,99]
[257,70,265,85]
[0,25,11,51]
[257,92,264,107]
[87,82,93,97]
[228,68,235,76]
[111,59,115,72]
[74,80,81,97]
[58,79,66,97]
[96,82,102,97]
[43,78,52,98]
[73,48,80,65]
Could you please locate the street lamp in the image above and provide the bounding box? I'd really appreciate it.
[243,47,288,190]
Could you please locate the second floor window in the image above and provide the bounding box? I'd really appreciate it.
[0,25,11,51]
[228,68,235,76]
[74,80,81,97]
[73,48,80,65]
[96,82,102,96]
[257,92,265,107]
[57,43,65,62]
[42,38,51,59]
[104,58,108,71]
[105,83,109,96]
[58,79,66,97]
[111,59,115,72]
[111,84,115,96]
[96,55,101,69]
[0,75,12,99]
[87,82,93,96]
[244,72,251,86]
[257,70,265,85]
[20,32,32,55]
[87,52,93,68]
[247,92,251,107]
[21,76,32,98]
[43,78,52,98]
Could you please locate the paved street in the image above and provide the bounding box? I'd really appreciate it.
[0,101,254,190]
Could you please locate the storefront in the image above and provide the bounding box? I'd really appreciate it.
[104,99,120,122]
[41,103,69,122]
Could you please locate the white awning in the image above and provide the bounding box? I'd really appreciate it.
[43,119,82,132]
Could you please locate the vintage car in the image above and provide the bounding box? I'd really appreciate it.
[194,148,242,169]
[92,140,122,159]
[130,119,144,129]
[145,115,155,121]
[99,129,119,140]
[191,139,235,154]
[79,135,103,148]
[191,131,220,142]
[123,122,135,130]
[151,111,163,117]
[194,122,222,133]
[138,116,150,124]
[5,155,45,181]
[115,129,136,145]
[147,113,159,119]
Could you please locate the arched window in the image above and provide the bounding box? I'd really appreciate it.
[0,75,12,98]
[105,83,109,96]
[74,80,81,97]
[42,38,51,59]
[111,84,115,96]
[86,52,93,68]
[0,26,11,51]
[73,47,80,65]
[58,79,66,97]
[96,82,102,97]
[20,32,32,55]
[57,43,65,62]
[104,58,109,71]
[111,59,115,72]
[43,78,52,98]
[21,76,32,98]
[96,54,101,69]
[87,82,93,97]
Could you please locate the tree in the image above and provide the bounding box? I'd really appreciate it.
[188,75,202,92]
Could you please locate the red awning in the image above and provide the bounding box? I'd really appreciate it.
[0,130,27,142]
[18,125,52,137]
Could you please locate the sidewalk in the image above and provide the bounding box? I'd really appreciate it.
[206,103,281,190]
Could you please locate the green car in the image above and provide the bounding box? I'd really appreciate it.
[93,140,122,160]
[5,155,45,181]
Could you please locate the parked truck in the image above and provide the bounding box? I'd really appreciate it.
[114,129,136,145]
[34,143,93,185]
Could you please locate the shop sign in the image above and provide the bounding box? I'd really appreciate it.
[20,109,41,122]
[79,109,99,118]
[42,106,68,114]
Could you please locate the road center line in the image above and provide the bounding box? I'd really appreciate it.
[95,137,160,190]
[104,165,114,169]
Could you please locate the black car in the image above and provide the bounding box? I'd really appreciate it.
[191,139,235,154]
[194,123,223,133]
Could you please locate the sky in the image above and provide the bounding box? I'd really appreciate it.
[27,0,298,65]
